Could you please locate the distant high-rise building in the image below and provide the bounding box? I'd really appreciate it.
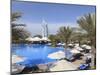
[42,19,48,38]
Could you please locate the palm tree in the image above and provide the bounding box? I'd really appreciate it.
[11,12,22,22]
[77,13,96,68]
[48,35,59,47]
[57,26,72,51]
[11,12,30,43]
[70,32,85,44]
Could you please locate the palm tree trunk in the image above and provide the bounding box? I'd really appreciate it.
[64,44,67,52]
[64,40,68,52]
[90,46,96,69]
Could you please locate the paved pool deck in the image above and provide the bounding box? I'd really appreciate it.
[49,60,77,71]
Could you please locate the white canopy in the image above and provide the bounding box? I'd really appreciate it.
[48,51,65,59]
[41,37,50,41]
[68,43,73,46]
[57,43,65,46]
[26,37,50,42]
[75,46,84,51]
[57,43,62,45]
[32,37,41,41]
[81,44,87,48]
[74,43,79,47]
[25,37,41,41]
[70,49,80,54]
[85,45,91,50]
[81,44,91,50]
[25,37,34,41]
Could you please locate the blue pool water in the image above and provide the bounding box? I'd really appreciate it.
[12,44,64,67]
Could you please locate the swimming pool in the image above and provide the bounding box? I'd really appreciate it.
[12,44,64,67]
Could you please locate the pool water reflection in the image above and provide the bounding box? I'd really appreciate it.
[12,44,64,67]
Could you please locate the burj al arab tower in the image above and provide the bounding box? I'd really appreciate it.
[42,19,49,38]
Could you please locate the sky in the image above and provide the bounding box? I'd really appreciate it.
[12,1,96,36]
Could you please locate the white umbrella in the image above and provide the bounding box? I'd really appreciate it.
[74,43,79,47]
[57,43,65,46]
[25,37,34,41]
[81,44,87,48]
[41,37,50,41]
[70,49,80,54]
[68,43,73,46]
[32,37,41,41]
[81,44,91,49]
[85,45,91,50]
[75,46,84,51]
[57,43,62,46]
[48,51,65,59]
